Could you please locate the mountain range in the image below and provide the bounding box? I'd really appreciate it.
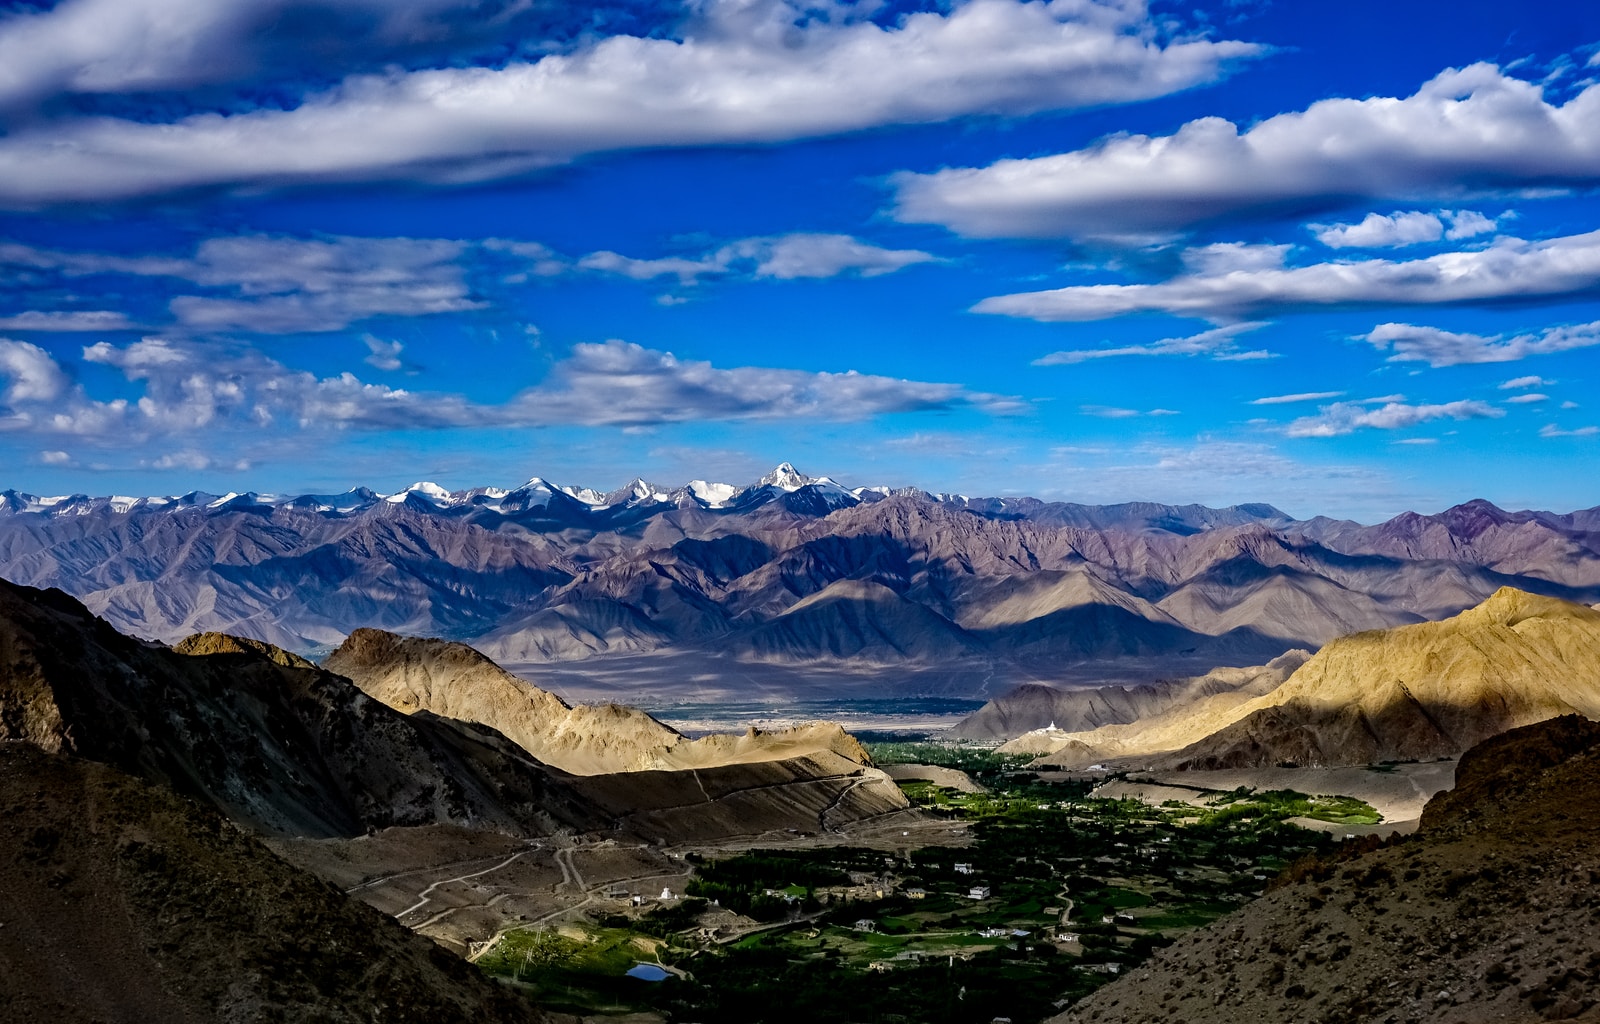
[4,465,1599,691]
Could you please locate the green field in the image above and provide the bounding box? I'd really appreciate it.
[477,767,1350,1023]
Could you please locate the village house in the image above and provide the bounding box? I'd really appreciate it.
[954,863,975,875]
[853,919,877,933]
[969,885,992,899]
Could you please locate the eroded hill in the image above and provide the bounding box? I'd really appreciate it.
[324,627,875,775]
[1024,588,1600,769]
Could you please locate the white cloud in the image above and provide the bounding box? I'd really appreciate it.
[1032,321,1268,364]
[37,449,72,465]
[893,64,1600,240]
[1078,404,1180,418]
[973,230,1600,322]
[1499,375,1549,389]
[1310,210,1501,249]
[0,336,1025,446]
[0,0,1259,204]
[736,234,938,280]
[578,251,722,285]
[1249,391,1346,405]
[1284,399,1504,438]
[0,233,482,334]
[0,310,138,331]
[525,340,1025,426]
[169,235,482,332]
[0,0,518,108]
[0,340,69,403]
[1504,393,1548,404]
[1313,211,1443,249]
[1365,319,1600,367]
[363,336,404,371]
[1541,424,1599,437]
[579,233,939,285]
[1444,210,1499,240]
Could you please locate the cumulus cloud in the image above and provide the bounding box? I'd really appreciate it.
[1284,399,1504,438]
[1364,319,1600,367]
[1504,393,1548,404]
[893,64,1600,240]
[1032,321,1269,364]
[363,336,405,371]
[974,230,1600,322]
[1308,209,1501,249]
[1500,375,1550,389]
[0,0,1259,204]
[0,337,1023,446]
[1249,391,1346,405]
[0,340,70,404]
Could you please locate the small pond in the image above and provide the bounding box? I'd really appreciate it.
[625,963,671,982]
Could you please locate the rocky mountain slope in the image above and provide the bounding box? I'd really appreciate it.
[324,626,877,775]
[0,579,905,843]
[0,743,545,1024]
[1050,716,1600,1024]
[1028,588,1600,769]
[0,580,602,838]
[4,467,1597,685]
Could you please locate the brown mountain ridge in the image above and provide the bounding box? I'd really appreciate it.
[1019,587,1600,769]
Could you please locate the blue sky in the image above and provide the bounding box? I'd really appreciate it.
[1,0,1598,519]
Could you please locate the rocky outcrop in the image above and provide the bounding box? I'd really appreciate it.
[1049,716,1600,1024]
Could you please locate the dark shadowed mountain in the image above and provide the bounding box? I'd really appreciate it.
[3,467,1597,687]
[0,743,547,1024]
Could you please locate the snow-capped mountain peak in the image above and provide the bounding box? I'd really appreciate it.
[759,462,812,491]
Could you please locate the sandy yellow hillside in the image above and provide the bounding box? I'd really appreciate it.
[320,628,870,775]
[1034,587,1600,769]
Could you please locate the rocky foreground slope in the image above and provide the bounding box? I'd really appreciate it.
[4,467,1598,686]
[1051,716,1600,1024]
[1023,588,1600,769]
[0,580,602,838]
[0,743,543,1024]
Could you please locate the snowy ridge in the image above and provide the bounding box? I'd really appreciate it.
[0,463,1295,528]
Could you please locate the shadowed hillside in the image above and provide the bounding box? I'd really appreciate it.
[1048,716,1600,1024]
[0,743,545,1024]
